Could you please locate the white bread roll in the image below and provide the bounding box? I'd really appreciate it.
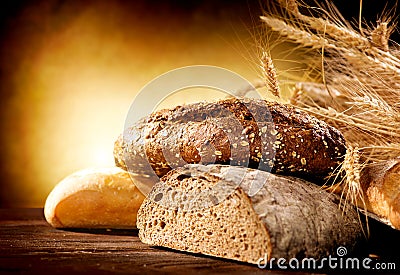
[44,167,145,228]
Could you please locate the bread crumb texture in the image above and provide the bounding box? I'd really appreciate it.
[137,169,270,264]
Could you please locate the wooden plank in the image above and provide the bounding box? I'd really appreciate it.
[0,208,399,274]
[0,209,282,274]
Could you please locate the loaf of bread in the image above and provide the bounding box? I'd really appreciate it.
[44,167,145,228]
[115,98,346,194]
[360,159,400,229]
[137,164,362,264]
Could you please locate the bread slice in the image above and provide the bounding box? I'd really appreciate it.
[137,164,362,264]
[44,167,145,228]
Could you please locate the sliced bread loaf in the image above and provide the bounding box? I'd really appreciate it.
[137,164,362,264]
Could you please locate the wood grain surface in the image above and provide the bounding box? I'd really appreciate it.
[0,208,399,274]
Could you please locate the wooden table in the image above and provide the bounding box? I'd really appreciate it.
[0,209,399,274]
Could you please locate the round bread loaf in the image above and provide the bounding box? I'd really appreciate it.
[115,98,347,194]
[44,167,145,228]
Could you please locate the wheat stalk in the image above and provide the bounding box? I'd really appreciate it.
[260,51,281,98]
[262,0,400,162]
[371,22,390,51]
[260,0,400,228]
[260,16,332,49]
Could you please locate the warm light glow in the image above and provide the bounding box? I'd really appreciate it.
[0,0,263,207]
[92,148,115,168]
[155,88,230,111]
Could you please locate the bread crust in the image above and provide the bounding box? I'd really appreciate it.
[360,159,400,229]
[116,98,346,192]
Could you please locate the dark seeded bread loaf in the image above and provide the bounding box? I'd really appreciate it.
[137,164,362,264]
[115,98,346,193]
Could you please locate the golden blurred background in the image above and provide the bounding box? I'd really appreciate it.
[0,0,396,207]
[0,0,266,207]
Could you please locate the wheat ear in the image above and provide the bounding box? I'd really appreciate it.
[260,51,281,98]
